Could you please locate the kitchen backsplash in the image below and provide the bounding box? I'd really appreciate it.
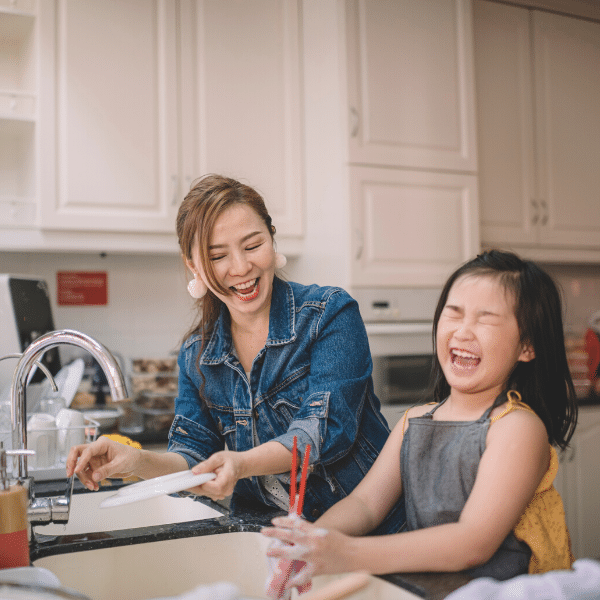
[543,263,600,335]
[0,252,194,364]
[0,252,598,366]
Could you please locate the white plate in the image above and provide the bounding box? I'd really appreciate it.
[99,471,216,509]
[37,359,85,409]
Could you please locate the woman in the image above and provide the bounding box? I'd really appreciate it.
[67,174,403,532]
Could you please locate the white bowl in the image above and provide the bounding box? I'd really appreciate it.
[81,405,124,429]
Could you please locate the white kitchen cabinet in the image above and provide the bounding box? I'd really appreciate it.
[0,4,37,229]
[38,0,181,234]
[1,0,303,252]
[343,0,480,288]
[474,1,600,261]
[345,0,478,173]
[193,0,304,242]
[554,406,600,559]
[350,166,480,287]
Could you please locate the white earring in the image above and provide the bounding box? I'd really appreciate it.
[275,252,287,269]
[187,276,207,299]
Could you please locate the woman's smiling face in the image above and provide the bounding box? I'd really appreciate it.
[189,203,276,321]
[436,274,535,402]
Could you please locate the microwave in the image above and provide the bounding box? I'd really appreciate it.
[353,288,439,427]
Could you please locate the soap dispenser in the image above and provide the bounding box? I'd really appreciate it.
[0,443,32,569]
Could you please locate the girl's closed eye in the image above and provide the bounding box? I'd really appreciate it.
[442,306,462,319]
[477,310,504,325]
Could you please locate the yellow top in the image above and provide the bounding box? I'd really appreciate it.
[496,391,574,574]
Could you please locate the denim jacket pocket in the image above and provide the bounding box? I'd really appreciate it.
[168,414,224,461]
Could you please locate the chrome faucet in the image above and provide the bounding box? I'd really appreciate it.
[9,329,128,525]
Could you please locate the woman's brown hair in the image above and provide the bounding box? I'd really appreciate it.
[176,173,275,345]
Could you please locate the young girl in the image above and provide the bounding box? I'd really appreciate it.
[262,250,578,590]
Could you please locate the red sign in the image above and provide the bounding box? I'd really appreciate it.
[57,272,108,306]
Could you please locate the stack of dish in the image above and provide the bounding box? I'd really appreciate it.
[117,357,178,441]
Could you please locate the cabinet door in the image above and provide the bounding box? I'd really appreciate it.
[193,0,303,239]
[345,0,477,172]
[474,1,537,247]
[533,11,600,249]
[39,0,180,233]
[350,166,479,287]
[568,408,600,559]
[476,1,600,255]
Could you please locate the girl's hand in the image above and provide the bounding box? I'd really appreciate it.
[66,436,141,491]
[190,450,245,500]
[262,515,355,577]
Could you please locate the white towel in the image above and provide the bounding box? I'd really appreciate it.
[445,559,600,600]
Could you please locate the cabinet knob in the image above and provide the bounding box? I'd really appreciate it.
[531,199,539,225]
[349,107,359,138]
[171,175,179,206]
[354,229,364,260]
[540,200,548,226]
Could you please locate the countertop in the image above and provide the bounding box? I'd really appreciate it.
[30,480,472,600]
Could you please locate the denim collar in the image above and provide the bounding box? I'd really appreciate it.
[192,276,297,364]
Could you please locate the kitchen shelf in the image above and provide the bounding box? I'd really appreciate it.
[0,90,36,120]
[0,119,35,207]
[0,0,36,15]
[0,10,36,93]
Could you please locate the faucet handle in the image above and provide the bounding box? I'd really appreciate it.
[0,354,59,392]
[48,475,75,524]
[0,444,35,490]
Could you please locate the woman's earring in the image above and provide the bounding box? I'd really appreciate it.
[275,252,287,269]
[187,276,207,299]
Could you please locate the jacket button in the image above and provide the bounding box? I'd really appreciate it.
[311,508,321,519]
[253,409,259,420]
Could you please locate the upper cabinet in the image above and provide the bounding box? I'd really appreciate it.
[38,0,180,234]
[192,0,304,241]
[345,0,478,173]
[344,0,480,288]
[474,1,600,261]
[349,166,479,287]
[1,0,303,253]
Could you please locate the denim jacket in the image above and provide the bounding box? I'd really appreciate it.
[169,277,404,533]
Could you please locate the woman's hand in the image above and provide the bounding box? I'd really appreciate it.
[189,450,246,500]
[262,515,355,577]
[66,436,141,491]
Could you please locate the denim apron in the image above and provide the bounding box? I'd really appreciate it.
[400,394,531,580]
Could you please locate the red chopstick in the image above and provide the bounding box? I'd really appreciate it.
[289,436,298,513]
[296,444,311,516]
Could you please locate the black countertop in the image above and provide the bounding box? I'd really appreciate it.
[30,480,472,600]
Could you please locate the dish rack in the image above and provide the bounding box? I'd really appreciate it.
[0,415,100,481]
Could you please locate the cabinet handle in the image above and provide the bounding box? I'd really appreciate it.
[354,229,364,260]
[531,199,539,225]
[171,175,179,206]
[540,200,548,225]
[350,107,359,138]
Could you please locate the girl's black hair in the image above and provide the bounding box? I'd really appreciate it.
[430,249,577,449]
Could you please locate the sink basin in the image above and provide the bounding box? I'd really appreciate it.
[34,531,418,599]
[34,490,223,536]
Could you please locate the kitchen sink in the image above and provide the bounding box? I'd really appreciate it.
[34,490,223,536]
[34,531,418,600]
